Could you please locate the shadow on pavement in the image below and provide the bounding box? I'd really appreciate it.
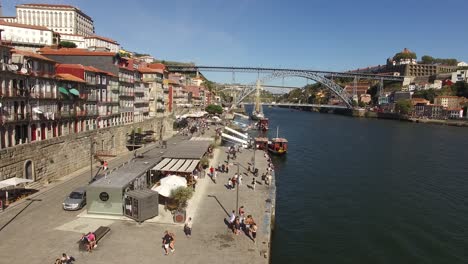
[207,195,229,217]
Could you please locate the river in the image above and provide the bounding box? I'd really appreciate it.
[259,107,468,263]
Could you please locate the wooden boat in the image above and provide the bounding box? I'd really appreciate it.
[257,117,269,131]
[268,127,288,155]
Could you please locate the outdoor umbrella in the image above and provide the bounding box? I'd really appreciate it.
[0,177,33,187]
[151,175,187,197]
[0,177,33,205]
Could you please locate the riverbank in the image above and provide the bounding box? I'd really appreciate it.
[276,105,468,128]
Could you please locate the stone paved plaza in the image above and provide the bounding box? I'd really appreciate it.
[0,130,275,264]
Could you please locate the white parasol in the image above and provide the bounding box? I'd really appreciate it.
[151,175,187,197]
[0,177,33,188]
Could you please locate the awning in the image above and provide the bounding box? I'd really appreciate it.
[154,158,199,173]
[69,88,80,96]
[0,177,33,189]
[152,158,172,171]
[58,87,69,95]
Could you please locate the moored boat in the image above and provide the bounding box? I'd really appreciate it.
[257,117,269,131]
[268,127,288,155]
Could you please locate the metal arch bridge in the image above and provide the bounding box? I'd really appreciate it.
[166,65,405,109]
[245,102,348,109]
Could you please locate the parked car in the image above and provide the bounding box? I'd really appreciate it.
[63,187,86,211]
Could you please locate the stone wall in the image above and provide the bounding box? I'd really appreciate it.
[0,116,174,182]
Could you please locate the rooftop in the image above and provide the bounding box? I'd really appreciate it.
[85,35,119,45]
[162,141,211,160]
[0,20,51,31]
[56,73,85,83]
[39,48,115,57]
[12,49,55,62]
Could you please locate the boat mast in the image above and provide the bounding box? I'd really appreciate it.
[276,126,279,138]
[255,79,262,113]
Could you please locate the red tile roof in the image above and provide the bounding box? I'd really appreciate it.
[12,49,55,62]
[0,20,51,31]
[147,63,166,70]
[39,48,116,56]
[57,64,113,76]
[138,67,164,74]
[56,73,85,83]
[85,35,118,44]
[183,85,201,97]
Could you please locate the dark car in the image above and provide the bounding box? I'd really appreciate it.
[63,187,86,211]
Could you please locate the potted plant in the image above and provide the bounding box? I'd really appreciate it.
[170,187,194,223]
[200,156,210,169]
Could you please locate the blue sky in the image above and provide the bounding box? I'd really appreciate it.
[3,0,468,85]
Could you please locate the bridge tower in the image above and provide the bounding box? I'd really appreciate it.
[377,78,388,105]
[352,76,359,103]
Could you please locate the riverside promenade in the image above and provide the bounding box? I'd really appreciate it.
[0,124,276,264]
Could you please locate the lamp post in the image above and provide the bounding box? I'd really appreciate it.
[235,162,240,213]
[89,136,96,183]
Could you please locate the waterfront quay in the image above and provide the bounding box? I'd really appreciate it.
[0,124,275,264]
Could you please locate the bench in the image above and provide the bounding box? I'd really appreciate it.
[78,226,111,251]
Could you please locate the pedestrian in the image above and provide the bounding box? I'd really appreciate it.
[225,166,229,174]
[103,160,108,171]
[266,174,272,186]
[233,217,241,235]
[221,164,225,173]
[192,179,197,191]
[238,174,243,186]
[228,210,236,229]
[60,253,75,264]
[212,171,217,183]
[250,223,258,243]
[252,178,256,190]
[232,177,237,189]
[238,206,245,217]
[248,165,251,173]
[210,166,214,176]
[184,217,193,237]
[228,178,233,189]
[162,230,175,255]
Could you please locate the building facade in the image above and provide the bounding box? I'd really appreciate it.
[4,3,95,36]
[0,21,59,50]
[434,96,461,109]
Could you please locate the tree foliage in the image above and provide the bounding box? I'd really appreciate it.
[395,99,413,115]
[59,41,77,48]
[420,55,457,66]
[394,51,417,61]
[205,104,223,115]
[170,187,194,209]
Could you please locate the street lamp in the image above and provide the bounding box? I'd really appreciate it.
[88,136,96,183]
[234,162,240,213]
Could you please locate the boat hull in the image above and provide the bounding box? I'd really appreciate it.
[267,147,287,155]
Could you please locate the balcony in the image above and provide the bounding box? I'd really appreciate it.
[76,110,87,117]
[134,87,146,94]
[120,107,133,112]
[110,86,119,92]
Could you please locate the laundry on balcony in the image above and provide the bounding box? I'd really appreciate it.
[32,107,43,114]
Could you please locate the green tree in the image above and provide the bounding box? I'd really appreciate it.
[452,81,468,97]
[358,101,366,107]
[413,89,438,103]
[59,41,77,48]
[394,51,417,62]
[395,99,413,115]
[421,55,435,64]
[170,187,194,209]
[205,104,223,115]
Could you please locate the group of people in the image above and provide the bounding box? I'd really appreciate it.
[54,253,75,264]
[227,173,242,190]
[80,232,96,252]
[228,206,258,242]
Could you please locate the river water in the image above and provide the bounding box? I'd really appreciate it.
[260,107,468,263]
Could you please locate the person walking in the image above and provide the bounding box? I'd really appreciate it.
[103,160,108,171]
[250,223,258,243]
[238,174,243,186]
[228,178,233,190]
[184,217,193,237]
[212,170,217,183]
[162,230,175,255]
[252,178,256,190]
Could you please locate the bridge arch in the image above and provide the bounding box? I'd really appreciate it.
[234,71,353,109]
